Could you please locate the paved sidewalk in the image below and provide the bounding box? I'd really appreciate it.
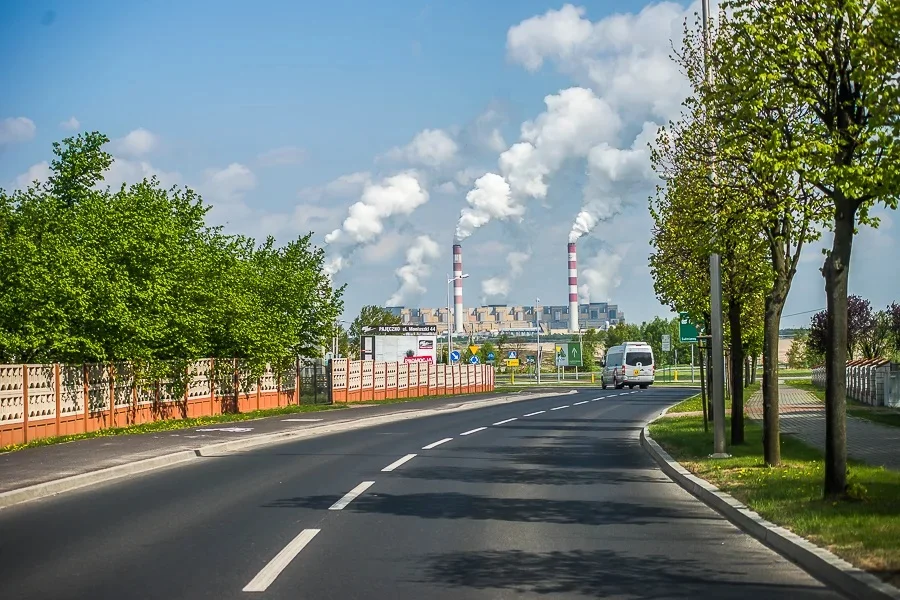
[746,386,900,471]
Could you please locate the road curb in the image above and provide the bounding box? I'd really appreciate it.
[0,389,574,510]
[640,424,900,600]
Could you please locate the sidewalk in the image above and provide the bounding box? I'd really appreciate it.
[746,386,900,471]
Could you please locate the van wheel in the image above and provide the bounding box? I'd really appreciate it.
[614,378,623,390]
[628,384,635,389]
[639,384,648,389]
[601,378,607,390]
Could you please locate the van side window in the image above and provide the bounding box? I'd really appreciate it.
[607,352,623,367]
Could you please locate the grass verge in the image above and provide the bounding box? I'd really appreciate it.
[789,380,900,429]
[0,388,516,454]
[667,393,702,413]
[649,414,900,586]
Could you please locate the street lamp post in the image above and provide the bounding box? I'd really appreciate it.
[535,298,541,385]
[447,273,469,363]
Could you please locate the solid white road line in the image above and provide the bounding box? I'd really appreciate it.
[422,438,452,450]
[573,400,588,405]
[281,418,324,422]
[460,426,487,436]
[523,410,546,417]
[550,405,569,411]
[381,454,417,472]
[329,481,375,511]
[492,418,518,425]
[243,529,321,592]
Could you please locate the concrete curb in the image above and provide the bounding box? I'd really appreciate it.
[640,424,900,600]
[0,389,575,510]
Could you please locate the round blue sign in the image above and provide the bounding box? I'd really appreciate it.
[450,350,461,362]
[469,355,479,364]
[487,352,495,361]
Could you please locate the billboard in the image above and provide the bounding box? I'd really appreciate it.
[372,335,437,363]
[362,324,438,335]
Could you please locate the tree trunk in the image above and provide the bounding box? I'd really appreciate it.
[762,292,785,466]
[706,349,713,419]
[728,299,744,445]
[699,346,708,432]
[822,197,856,499]
[751,354,758,384]
[744,357,751,387]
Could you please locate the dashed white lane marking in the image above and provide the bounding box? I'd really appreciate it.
[573,400,588,405]
[523,410,546,417]
[460,426,488,436]
[282,418,324,422]
[329,481,375,511]
[243,529,321,592]
[550,405,569,411]
[422,438,452,450]
[381,454,417,472]
[492,418,518,426]
[197,427,253,433]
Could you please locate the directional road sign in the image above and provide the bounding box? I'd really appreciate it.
[487,352,495,361]
[567,343,582,367]
[469,355,479,364]
[679,312,699,343]
[506,358,520,367]
[450,350,461,363]
[555,344,568,367]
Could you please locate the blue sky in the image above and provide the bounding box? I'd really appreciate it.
[2,0,898,329]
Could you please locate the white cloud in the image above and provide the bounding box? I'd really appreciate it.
[13,161,52,190]
[0,117,36,145]
[362,231,407,265]
[507,2,694,122]
[386,235,441,305]
[200,163,257,226]
[110,128,159,157]
[435,181,458,194]
[325,171,429,247]
[455,167,483,186]
[103,157,181,190]
[579,246,627,303]
[299,171,372,201]
[258,145,307,166]
[470,108,508,153]
[481,250,531,299]
[60,116,80,131]
[456,173,524,241]
[482,277,511,297]
[385,128,459,167]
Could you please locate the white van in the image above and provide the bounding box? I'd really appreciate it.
[601,342,655,389]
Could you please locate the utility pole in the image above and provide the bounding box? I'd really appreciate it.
[535,298,541,385]
[703,0,728,457]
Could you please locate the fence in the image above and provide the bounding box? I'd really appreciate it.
[0,357,324,448]
[330,359,495,402]
[812,359,900,408]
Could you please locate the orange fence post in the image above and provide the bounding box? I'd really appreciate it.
[54,363,61,436]
[22,365,29,444]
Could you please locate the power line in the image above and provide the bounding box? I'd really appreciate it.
[782,308,825,319]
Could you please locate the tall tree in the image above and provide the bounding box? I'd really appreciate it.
[348,306,402,359]
[721,0,900,496]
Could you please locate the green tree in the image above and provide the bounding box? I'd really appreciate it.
[604,323,642,349]
[581,328,602,371]
[720,0,900,496]
[348,306,401,359]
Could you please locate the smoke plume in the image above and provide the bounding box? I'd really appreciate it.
[385,235,441,306]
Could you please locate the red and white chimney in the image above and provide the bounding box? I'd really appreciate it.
[568,242,579,333]
[453,243,464,333]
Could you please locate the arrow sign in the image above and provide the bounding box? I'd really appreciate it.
[450,350,461,362]
[567,343,582,366]
[487,352,495,361]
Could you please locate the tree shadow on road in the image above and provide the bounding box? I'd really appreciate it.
[391,463,668,486]
[412,548,836,599]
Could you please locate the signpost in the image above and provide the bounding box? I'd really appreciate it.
[469,344,480,356]
[487,352,495,362]
[661,334,671,352]
[567,343,582,367]
[555,344,568,367]
[506,358,520,367]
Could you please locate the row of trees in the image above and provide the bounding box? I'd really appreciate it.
[650,0,899,497]
[0,133,344,384]
[788,298,900,367]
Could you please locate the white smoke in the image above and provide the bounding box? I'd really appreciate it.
[578,246,627,303]
[456,173,523,241]
[481,250,531,299]
[455,87,621,241]
[324,172,429,274]
[385,235,441,306]
[568,122,658,242]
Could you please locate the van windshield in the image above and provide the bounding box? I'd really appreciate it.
[626,352,653,366]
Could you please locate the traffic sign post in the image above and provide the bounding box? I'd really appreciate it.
[487,352,495,363]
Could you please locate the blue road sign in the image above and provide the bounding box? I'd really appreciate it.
[487,352,495,361]
[450,350,461,362]
[469,355,479,364]
[508,351,517,359]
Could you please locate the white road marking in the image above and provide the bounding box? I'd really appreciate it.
[243,529,320,592]
[550,405,569,411]
[282,418,324,422]
[492,418,517,425]
[460,427,487,436]
[196,427,253,433]
[329,481,375,510]
[573,400,588,405]
[381,454,417,472]
[523,410,545,417]
[422,438,452,450]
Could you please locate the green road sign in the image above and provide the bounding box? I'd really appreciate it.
[679,312,699,343]
[567,343,582,366]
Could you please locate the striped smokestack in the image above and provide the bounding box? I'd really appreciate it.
[568,242,579,333]
[453,243,464,333]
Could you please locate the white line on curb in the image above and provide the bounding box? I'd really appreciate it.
[550,405,568,411]
[329,481,375,511]
[523,410,545,417]
[243,529,320,592]
[460,427,487,436]
[573,400,588,405]
[381,454,417,472]
[492,418,517,425]
[422,438,452,450]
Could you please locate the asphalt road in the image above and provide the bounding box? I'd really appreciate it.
[0,386,842,599]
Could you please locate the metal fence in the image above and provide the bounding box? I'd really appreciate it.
[299,359,331,405]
